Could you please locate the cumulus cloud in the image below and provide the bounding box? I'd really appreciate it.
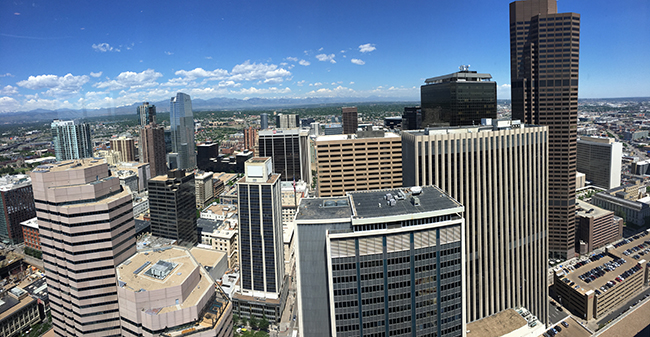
[0,73,14,78]
[285,57,298,62]
[298,59,310,66]
[351,58,365,65]
[497,84,511,99]
[89,71,103,78]
[94,69,162,90]
[306,85,355,96]
[17,73,90,97]
[0,97,20,112]
[235,87,291,95]
[359,43,376,53]
[0,85,19,95]
[164,51,173,55]
[171,61,291,87]
[92,43,120,52]
[174,68,229,81]
[316,54,336,64]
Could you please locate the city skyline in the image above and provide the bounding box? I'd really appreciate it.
[1,0,649,113]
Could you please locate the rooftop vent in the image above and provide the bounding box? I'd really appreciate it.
[145,260,178,280]
[411,186,422,195]
[411,196,421,207]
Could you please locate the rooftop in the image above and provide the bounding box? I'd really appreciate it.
[576,199,611,219]
[465,309,528,337]
[315,131,400,142]
[295,197,353,222]
[0,174,31,192]
[32,158,105,173]
[424,70,493,84]
[20,217,38,229]
[189,246,226,270]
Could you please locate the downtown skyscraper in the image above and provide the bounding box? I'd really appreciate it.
[51,120,93,162]
[169,92,196,170]
[510,0,580,259]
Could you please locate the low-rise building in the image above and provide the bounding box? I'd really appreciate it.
[575,200,623,254]
[197,218,238,269]
[116,246,232,337]
[0,288,40,337]
[591,182,650,227]
[20,218,40,251]
[196,171,214,210]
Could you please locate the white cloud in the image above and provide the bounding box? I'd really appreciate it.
[311,82,323,87]
[318,47,324,52]
[89,71,103,78]
[285,57,298,62]
[174,68,229,81]
[296,80,306,86]
[0,73,14,78]
[340,50,346,53]
[0,97,20,112]
[205,56,213,59]
[17,73,90,97]
[359,43,376,53]
[0,85,18,95]
[298,59,310,66]
[164,51,173,55]
[235,87,291,95]
[306,86,355,96]
[497,84,511,99]
[229,61,291,83]
[92,43,120,52]
[316,53,336,64]
[20,95,75,111]
[349,81,355,85]
[351,58,365,65]
[94,69,162,90]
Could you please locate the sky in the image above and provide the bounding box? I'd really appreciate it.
[0,0,649,113]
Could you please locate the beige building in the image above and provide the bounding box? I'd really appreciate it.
[0,288,40,337]
[314,130,402,197]
[114,161,152,192]
[196,171,214,209]
[198,218,238,269]
[31,159,136,336]
[95,149,121,165]
[402,119,549,324]
[116,247,232,337]
[110,137,137,163]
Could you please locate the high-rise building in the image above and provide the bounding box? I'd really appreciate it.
[341,107,358,134]
[577,136,622,189]
[170,92,196,170]
[275,114,299,129]
[0,174,36,244]
[314,130,402,197]
[258,129,308,182]
[295,186,465,337]
[31,160,136,336]
[233,157,287,322]
[421,69,496,127]
[402,106,422,130]
[510,0,580,259]
[148,169,197,246]
[261,113,269,130]
[140,124,167,178]
[137,102,156,127]
[243,126,258,155]
[195,171,214,209]
[197,142,220,171]
[402,120,549,324]
[109,137,136,163]
[51,120,93,161]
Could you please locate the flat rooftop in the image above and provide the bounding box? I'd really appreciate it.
[189,246,226,269]
[466,309,528,337]
[294,197,353,222]
[33,158,105,173]
[576,199,610,218]
[349,186,462,220]
[424,70,493,84]
[117,247,198,292]
[315,132,400,142]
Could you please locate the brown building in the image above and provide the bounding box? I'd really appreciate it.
[20,218,40,251]
[110,137,137,162]
[341,107,358,134]
[31,160,136,336]
[243,126,258,155]
[575,200,623,254]
[510,0,580,259]
[140,124,168,178]
[315,131,402,197]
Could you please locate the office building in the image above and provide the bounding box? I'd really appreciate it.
[31,160,136,336]
[140,124,167,178]
[110,137,137,163]
[632,160,650,176]
[261,113,269,130]
[402,120,549,324]
[402,106,422,130]
[553,230,649,320]
[113,161,151,193]
[243,126,258,155]
[197,142,220,171]
[421,68,497,127]
[196,171,214,209]
[384,116,402,129]
[170,92,196,170]
[0,288,40,337]
[591,184,650,227]
[258,129,309,182]
[341,107,358,134]
[116,247,233,337]
[148,169,197,246]
[137,101,156,127]
[295,186,465,337]
[314,131,402,197]
[510,0,580,259]
[0,174,36,244]
[21,218,41,251]
[198,216,238,268]
[575,200,623,254]
[275,114,299,129]
[51,120,93,161]
[233,158,287,322]
[577,136,622,189]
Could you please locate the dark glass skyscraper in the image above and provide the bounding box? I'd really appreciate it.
[510,0,580,259]
[148,169,197,246]
[420,69,496,127]
[341,107,358,134]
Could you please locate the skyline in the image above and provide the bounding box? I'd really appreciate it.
[1,0,649,113]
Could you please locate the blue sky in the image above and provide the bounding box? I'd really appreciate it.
[0,0,648,113]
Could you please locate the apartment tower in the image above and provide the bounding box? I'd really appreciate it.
[140,124,168,178]
[51,120,93,161]
[169,92,196,170]
[31,160,136,336]
[148,169,197,246]
[402,120,548,324]
[109,137,136,163]
[295,186,465,337]
[510,0,580,259]
[137,102,156,127]
[341,107,358,134]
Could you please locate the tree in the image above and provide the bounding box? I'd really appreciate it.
[249,316,259,330]
[258,318,269,331]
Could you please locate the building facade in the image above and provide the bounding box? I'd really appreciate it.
[577,136,622,190]
[196,171,214,209]
[275,114,299,129]
[169,92,196,170]
[0,288,40,337]
[510,0,580,259]
[258,129,308,182]
[140,124,168,178]
[402,120,549,324]
[137,102,156,127]
[0,174,36,244]
[575,200,623,254]
[110,137,137,163]
[243,127,258,155]
[341,107,358,134]
[402,107,422,131]
[295,186,465,337]
[421,69,497,127]
[31,160,136,336]
[197,142,220,172]
[21,218,40,251]
[314,131,402,197]
[51,120,93,161]
[148,169,197,246]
